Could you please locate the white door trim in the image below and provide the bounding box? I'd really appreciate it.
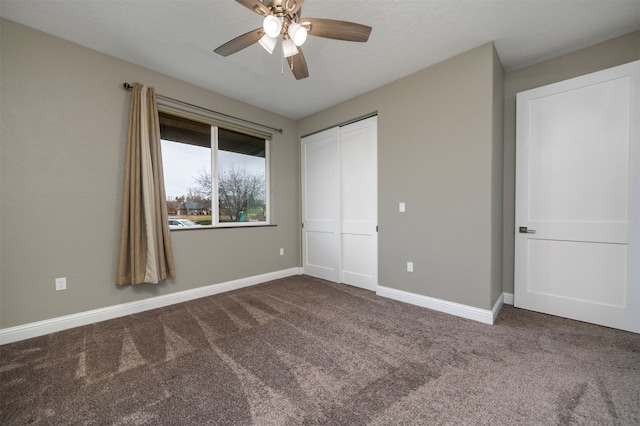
[514,60,639,333]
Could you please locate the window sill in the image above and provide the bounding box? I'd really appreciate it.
[169,224,277,231]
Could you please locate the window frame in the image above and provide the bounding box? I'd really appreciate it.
[158,102,273,229]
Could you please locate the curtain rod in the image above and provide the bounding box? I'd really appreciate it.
[122,83,283,134]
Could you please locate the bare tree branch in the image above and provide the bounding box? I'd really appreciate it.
[183,167,264,221]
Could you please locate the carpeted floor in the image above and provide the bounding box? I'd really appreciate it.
[1,275,639,425]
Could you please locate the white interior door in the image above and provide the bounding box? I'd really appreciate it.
[515,61,639,333]
[301,127,341,282]
[340,117,378,291]
[302,116,378,290]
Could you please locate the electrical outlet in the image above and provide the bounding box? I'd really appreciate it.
[407,262,413,272]
[399,202,406,213]
[55,277,67,291]
[280,248,284,256]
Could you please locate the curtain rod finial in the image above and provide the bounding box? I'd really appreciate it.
[123,82,134,90]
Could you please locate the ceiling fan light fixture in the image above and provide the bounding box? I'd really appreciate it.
[282,38,299,58]
[258,33,277,54]
[263,15,282,38]
[287,22,308,46]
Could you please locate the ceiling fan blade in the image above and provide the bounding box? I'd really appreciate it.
[287,48,309,80]
[214,28,264,57]
[235,0,270,16]
[301,18,372,42]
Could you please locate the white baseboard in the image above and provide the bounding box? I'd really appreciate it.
[0,267,302,345]
[503,292,514,305]
[377,286,504,325]
[491,293,504,324]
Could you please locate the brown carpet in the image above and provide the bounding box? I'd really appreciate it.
[1,275,639,425]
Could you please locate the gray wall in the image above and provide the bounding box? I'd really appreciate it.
[299,42,505,311]
[2,16,638,330]
[501,31,640,294]
[0,19,301,328]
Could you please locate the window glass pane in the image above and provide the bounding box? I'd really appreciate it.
[161,140,211,221]
[160,112,212,227]
[218,128,266,223]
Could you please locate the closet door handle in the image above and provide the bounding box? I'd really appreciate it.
[519,226,536,234]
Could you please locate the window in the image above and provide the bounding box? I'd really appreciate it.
[159,111,270,228]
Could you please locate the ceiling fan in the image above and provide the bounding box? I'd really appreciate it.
[214,0,372,80]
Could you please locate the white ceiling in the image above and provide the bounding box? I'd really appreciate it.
[1,1,639,120]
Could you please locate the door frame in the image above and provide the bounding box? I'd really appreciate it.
[514,60,640,333]
[301,115,379,290]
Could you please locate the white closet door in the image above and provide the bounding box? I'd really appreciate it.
[301,117,378,290]
[301,127,341,282]
[340,117,378,291]
[515,61,639,333]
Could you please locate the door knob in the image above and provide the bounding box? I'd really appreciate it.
[519,226,536,234]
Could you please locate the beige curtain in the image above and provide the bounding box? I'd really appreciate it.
[117,83,175,285]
